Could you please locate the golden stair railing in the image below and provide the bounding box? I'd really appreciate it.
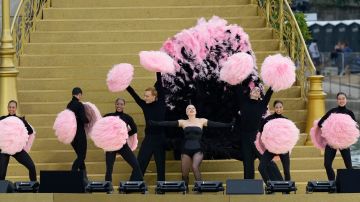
[10,0,51,65]
[254,0,325,144]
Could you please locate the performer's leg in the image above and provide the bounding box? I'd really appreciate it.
[280,152,291,181]
[0,153,10,180]
[105,151,116,182]
[181,154,192,188]
[258,150,276,182]
[192,152,203,181]
[119,144,143,181]
[241,134,256,179]
[153,143,166,181]
[324,145,337,180]
[13,150,37,181]
[136,138,153,178]
[339,148,352,169]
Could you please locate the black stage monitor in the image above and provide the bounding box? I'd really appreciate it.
[39,170,86,193]
[0,180,14,193]
[226,179,264,195]
[336,169,360,193]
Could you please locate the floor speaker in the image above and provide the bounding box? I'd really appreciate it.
[39,170,86,193]
[0,180,14,193]
[336,169,360,193]
[226,179,264,195]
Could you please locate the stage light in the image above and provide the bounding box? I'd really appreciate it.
[265,181,297,194]
[155,181,187,194]
[193,181,224,193]
[85,181,113,194]
[119,181,147,194]
[14,181,39,193]
[306,181,336,193]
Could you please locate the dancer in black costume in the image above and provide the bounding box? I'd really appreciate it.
[258,100,291,182]
[67,87,89,176]
[103,98,143,182]
[235,85,283,180]
[318,92,356,180]
[150,104,232,188]
[0,100,37,181]
[126,73,166,181]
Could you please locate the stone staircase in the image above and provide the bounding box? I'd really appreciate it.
[9,0,345,192]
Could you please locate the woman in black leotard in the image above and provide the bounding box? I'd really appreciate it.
[150,104,232,188]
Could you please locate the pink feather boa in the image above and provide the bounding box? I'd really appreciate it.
[127,133,138,151]
[90,116,129,151]
[106,63,134,92]
[0,117,29,155]
[83,102,102,135]
[260,54,296,92]
[321,113,360,149]
[139,51,176,74]
[261,118,300,154]
[53,109,77,144]
[310,120,327,150]
[219,52,254,85]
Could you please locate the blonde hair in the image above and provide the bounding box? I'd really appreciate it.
[145,87,158,97]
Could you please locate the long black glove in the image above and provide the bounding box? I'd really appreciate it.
[207,120,233,128]
[148,120,179,127]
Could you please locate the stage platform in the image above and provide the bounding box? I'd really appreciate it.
[1,193,360,202]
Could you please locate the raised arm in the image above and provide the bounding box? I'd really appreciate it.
[127,85,146,108]
[154,72,165,101]
[262,87,274,107]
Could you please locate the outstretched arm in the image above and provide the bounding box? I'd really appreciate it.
[204,119,233,128]
[127,86,146,108]
[317,109,334,128]
[149,120,179,127]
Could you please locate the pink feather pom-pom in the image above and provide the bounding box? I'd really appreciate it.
[139,51,176,74]
[53,109,77,144]
[321,113,360,149]
[0,117,29,155]
[220,52,254,85]
[23,125,36,153]
[260,54,296,92]
[255,132,266,154]
[106,63,134,92]
[83,102,102,135]
[127,133,138,151]
[255,132,280,161]
[261,118,299,154]
[90,116,129,151]
[310,120,327,150]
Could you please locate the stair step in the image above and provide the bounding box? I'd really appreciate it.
[19,51,277,67]
[7,157,344,176]
[43,5,258,19]
[35,17,266,31]
[52,0,251,8]
[17,86,301,102]
[30,29,274,43]
[24,40,280,55]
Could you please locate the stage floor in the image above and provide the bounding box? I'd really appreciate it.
[1,193,360,202]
